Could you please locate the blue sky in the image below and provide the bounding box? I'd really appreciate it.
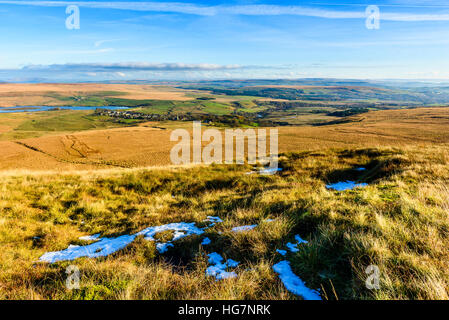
[1,0,449,81]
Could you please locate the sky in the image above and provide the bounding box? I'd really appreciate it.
[1,0,449,82]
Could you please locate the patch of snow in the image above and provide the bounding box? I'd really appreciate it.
[273,260,321,300]
[172,230,187,241]
[206,265,237,280]
[276,249,287,256]
[156,242,174,253]
[231,225,257,232]
[326,181,368,191]
[208,252,224,265]
[79,233,101,241]
[204,216,223,227]
[246,167,283,175]
[201,237,211,245]
[137,222,205,253]
[286,235,308,253]
[226,259,239,268]
[259,167,283,175]
[40,221,207,263]
[294,235,308,245]
[205,252,239,280]
[286,242,300,253]
[39,234,136,263]
[137,222,204,242]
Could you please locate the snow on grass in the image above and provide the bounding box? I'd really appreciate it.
[326,181,368,191]
[259,167,283,175]
[276,249,287,256]
[295,235,308,245]
[286,235,308,253]
[156,242,174,253]
[226,259,239,268]
[286,242,299,253]
[246,167,283,175]
[272,261,321,300]
[205,252,240,280]
[205,216,223,227]
[273,234,321,299]
[136,222,206,253]
[207,252,224,265]
[136,222,204,241]
[201,237,211,245]
[39,234,137,263]
[39,218,226,263]
[231,225,257,232]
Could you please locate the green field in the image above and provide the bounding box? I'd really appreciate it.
[0,110,141,140]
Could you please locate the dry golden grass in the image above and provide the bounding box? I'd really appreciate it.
[0,106,447,300]
[0,145,447,300]
[0,107,446,171]
[0,83,195,107]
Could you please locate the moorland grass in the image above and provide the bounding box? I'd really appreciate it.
[0,145,447,299]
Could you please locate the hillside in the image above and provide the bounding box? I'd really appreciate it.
[0,106,447,299]
[0,107,447,171]
[0,144,447,299]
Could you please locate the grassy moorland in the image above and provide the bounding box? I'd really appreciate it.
[0,84,447,300]
[0,145,447,300]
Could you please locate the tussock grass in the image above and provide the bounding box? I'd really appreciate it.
[0,145,448,299]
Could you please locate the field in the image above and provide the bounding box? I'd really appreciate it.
[0,144,447,299]
[0,83,448,300]
[0,83,196,107]
[0,107,447,171]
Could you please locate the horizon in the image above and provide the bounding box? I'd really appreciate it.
[3,78,449,87]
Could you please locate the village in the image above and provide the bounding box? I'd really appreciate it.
[94,108,194,122]
[94,108,283,127]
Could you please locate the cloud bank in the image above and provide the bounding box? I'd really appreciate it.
[0,62,257,82]
[22,62,243,72]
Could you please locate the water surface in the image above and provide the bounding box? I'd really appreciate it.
[0,106,129,113]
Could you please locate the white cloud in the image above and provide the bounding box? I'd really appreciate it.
[33,48,114,55]
[94,39,123,47]
[1,1,449,21]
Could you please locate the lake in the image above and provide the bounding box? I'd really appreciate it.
[0,106,129,114]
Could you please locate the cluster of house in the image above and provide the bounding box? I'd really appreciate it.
[94,109,194,121]
[94,108,281,127]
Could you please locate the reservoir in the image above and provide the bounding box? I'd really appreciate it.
[0,106,129,113]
